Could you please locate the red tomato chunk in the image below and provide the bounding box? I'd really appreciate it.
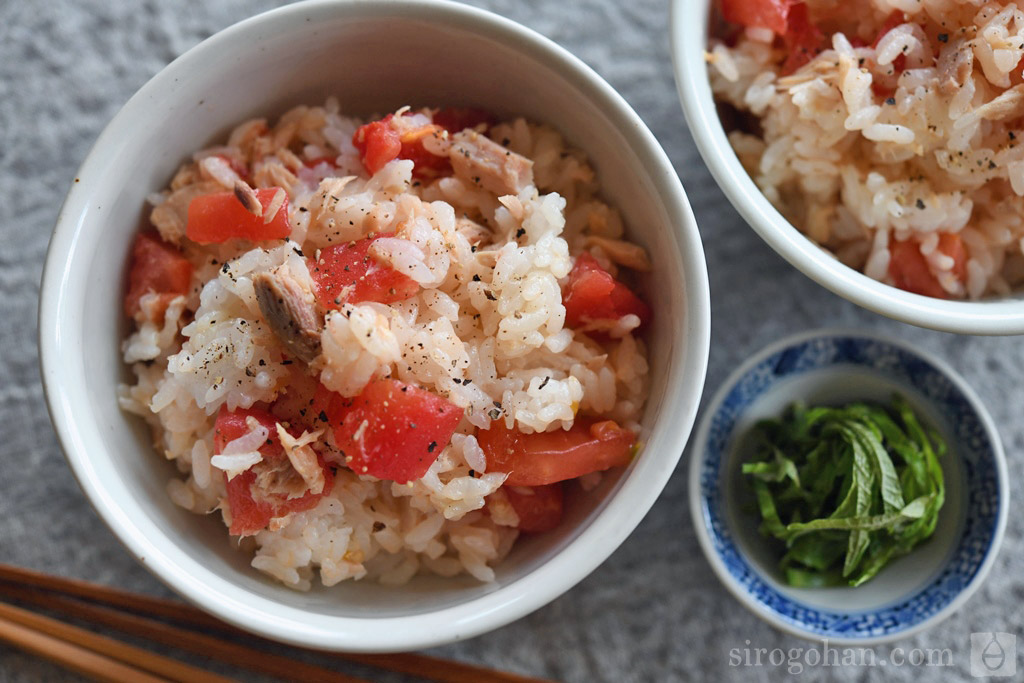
[432,107,496,134]
[503,484,564,533]
[719,0,824,74]
[214,405,281,454]
[720,0,794,35]
[562,252,651,328]
[308,235,420,309]
[781,3,825,74]
[478,418,636,487]
[124,231,193,319]
[888,233,966,299]
[352,118,403,175]
[397,126,451,180]
[354,112,481,179]
[268,369,322,432]
[323,379,463,484]
[215,405,333,537]
[185,187,291,244]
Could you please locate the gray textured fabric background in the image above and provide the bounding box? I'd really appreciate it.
[3,1,1022,680]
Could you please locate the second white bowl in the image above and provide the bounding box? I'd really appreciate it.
[670,0,1024,334]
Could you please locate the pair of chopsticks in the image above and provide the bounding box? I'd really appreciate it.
[0,563,549,682]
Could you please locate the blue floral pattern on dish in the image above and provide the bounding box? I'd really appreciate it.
[699,334,1001,639]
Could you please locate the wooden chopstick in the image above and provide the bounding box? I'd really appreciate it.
[0,563,224,631]
[0,563,551,683]
[0,600,229,683]
[0,583,367,683]
[0,610,169,683]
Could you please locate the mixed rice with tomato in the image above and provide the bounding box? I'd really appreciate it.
[118,101,651,588]
[710,0,1024,299]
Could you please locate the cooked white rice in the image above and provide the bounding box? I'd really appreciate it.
[709,0,1024,298]
[118,100,650,590]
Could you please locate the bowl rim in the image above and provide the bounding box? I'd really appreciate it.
[669,0,1024,335]
[38,0,711,652]
[688,327,1009,645]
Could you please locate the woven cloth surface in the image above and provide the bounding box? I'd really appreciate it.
[3,1,1021,680]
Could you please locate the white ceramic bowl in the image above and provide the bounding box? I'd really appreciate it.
[670,0,1024,335]
[690,329,1007,644]
[39,0,710,652]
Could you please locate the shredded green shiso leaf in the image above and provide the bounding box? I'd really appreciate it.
[741,395,945,588]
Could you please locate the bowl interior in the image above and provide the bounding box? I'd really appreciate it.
[43,0,708,646]
[694,332,1005,642]
[722,366,965,613]
[670,0,1024,334]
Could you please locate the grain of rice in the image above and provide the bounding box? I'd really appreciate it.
[167,479,195,510]
[263,188,286,224]
[200,156,241,189]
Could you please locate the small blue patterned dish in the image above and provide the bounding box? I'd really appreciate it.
[690,330,1008,645]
